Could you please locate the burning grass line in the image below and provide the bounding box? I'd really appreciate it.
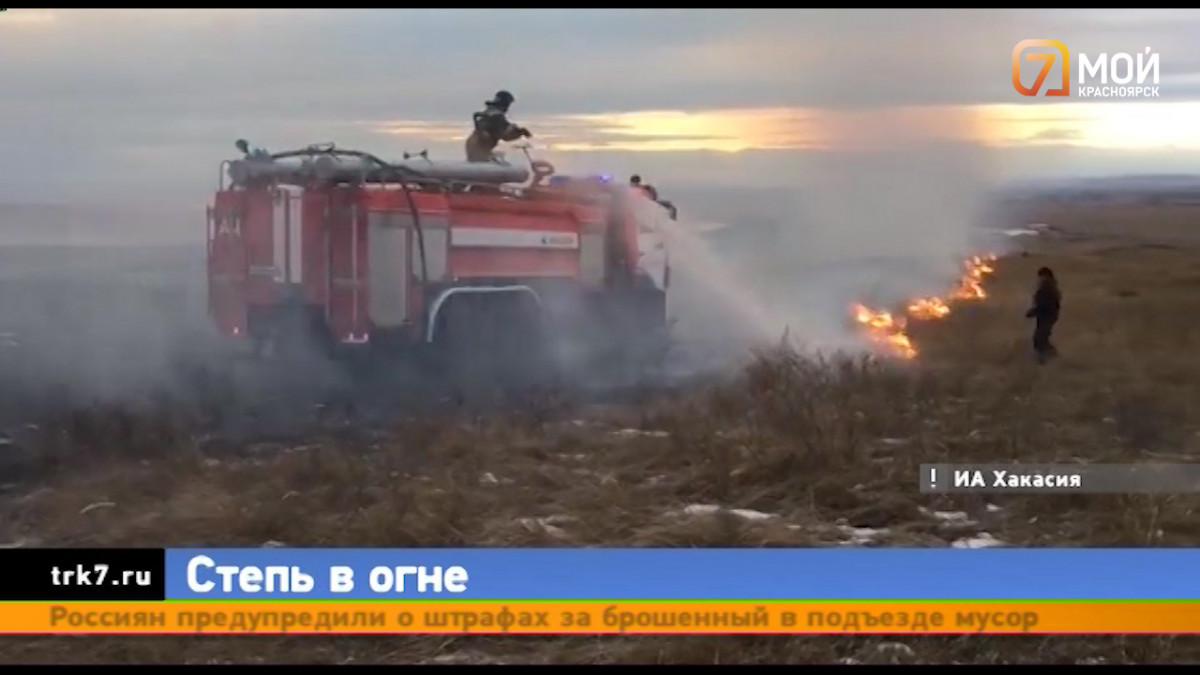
[851,254,998,360]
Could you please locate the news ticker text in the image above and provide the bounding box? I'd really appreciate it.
[2,548,1199,602]
[5,600,1199,634]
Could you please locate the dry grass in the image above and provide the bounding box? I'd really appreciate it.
[1029,203,1200,248]
[3,206,1200,663]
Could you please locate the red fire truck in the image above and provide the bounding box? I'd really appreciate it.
[205,141,674,385]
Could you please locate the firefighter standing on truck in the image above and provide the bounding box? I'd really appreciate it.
[630,174,659,200]
[466,90,532,162]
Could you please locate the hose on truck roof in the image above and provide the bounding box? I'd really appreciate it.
[268,146,430,286]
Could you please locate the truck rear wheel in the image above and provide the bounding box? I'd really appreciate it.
[432,290,557,394]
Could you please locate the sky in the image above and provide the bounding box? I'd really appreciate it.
[5,8,1200,371]
[4,8,1200,209]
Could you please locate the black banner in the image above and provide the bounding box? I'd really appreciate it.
[0,549,165,601]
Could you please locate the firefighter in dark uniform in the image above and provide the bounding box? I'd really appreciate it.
[465,90,532,162]
[629,174,659,200]
[1026,266,1061,363]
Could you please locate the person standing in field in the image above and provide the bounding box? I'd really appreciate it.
[1026,266,1061,364]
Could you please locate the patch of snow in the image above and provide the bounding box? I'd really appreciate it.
[876,642,916,658]
[479,472,499,484]
[536,524,568,539]
[728,508,774,521]
[929,509,971,523]
[986,503,1003,513]
[920,507,978,529]
[677,504,777,522]
[611,428,670,438]
[952,532,1005,549]
[541,515,577,526]
[431,654,478,664]
[838,525,890,545]
[517,515,577,539]
[261,540,287,548]
[79,501,116,515]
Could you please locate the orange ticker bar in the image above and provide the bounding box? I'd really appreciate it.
[2,601,1200,635]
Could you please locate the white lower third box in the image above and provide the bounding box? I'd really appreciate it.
[919,463,1200,493]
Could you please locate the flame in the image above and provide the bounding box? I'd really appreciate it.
[907,297,951,320]
[852,303,917,359]
[852,253,998,359]
[951,255,996,301]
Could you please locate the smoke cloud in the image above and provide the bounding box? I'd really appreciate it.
[0,8,1033,442]
[646,9,1024,372]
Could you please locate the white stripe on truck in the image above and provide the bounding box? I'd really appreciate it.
[451,227,579,250]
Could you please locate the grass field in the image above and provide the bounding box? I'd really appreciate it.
[2,203,1200,663]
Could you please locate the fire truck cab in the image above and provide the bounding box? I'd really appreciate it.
[205,141,674,384]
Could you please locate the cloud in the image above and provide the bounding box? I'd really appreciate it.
[0,9,57,25]
[1026,128,1083,142]
[373,101,1200,156]
[5,9,1200,203]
